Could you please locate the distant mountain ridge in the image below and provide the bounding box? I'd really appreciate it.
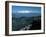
[12,13,41,18]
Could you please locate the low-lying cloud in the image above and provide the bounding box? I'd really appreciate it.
[17,10,32,13]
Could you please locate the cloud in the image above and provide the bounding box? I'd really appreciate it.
[17,10,32,13]
[14,10,40,13]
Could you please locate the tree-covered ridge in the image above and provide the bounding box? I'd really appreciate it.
[12,14,41,31]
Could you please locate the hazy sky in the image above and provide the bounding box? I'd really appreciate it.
[12,6,41,17]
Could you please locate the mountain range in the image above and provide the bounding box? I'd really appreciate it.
[12,13,41,18]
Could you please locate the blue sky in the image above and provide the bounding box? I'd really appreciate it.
[12,6,41,18]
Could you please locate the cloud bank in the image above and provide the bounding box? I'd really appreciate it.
[16,10,32,13]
